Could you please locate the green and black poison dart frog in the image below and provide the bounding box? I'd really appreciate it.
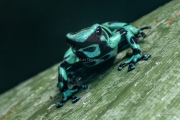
[56,22,151,108]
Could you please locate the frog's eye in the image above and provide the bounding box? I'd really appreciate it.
[96,26,101,35]
[83,46,96,52]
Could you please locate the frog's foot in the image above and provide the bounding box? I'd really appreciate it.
[56,101,64,108]
[81,84,88,89]
[56,84,88,108]
[118,53,151,72]
[128,54,142,64]
[118,62,136,72]
[128,63,135,72]
[71,84,88,104]
[140,32,146,38]
[56,89,77,108]
[141,53,151,60]
[126,54,141,71]
[139,26,151,38]
[56,96,81,108]
[71,96,80,103]
[118,63,127,71]
[118,53,141,71]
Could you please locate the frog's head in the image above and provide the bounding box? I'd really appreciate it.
[66,24,112,52]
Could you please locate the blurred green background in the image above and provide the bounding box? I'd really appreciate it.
[0,0,170,94]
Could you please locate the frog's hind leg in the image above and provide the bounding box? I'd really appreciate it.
[125,24,151,38]
[138,26,151,38]
[118,29,150,71]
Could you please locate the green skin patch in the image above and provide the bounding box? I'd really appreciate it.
[57,22,151,107]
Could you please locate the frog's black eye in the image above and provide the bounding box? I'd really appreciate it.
[96,26,101,35]
[83,46,96,52]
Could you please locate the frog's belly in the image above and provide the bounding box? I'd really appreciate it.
[82,47,118,67]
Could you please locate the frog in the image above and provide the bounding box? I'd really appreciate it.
[56,22,151,108]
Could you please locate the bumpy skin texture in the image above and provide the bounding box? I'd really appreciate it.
[56,22,151,108]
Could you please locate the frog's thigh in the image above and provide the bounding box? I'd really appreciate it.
[108,33,121,48]
[124,25,140,35]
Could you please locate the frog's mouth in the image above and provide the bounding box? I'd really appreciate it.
[66,37,76,47]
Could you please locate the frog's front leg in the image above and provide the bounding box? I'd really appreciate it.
[57,62,78,108]
[118,30,151,71]
[56,52,87,108]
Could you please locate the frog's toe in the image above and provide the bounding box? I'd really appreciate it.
[72,96,80,103]
[142,54,151,60]
[118,66,123,71]
[128,63,135,72]
[81,84,88,90]
[118,63,126,71]
[141,32,147,38]
[56,102,64,108]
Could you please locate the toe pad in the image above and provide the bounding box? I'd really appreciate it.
[72,96,80,103]
[81,84,88,89]
[128,64,135,72]
[142,54,151,60]
[56,102,64,108]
